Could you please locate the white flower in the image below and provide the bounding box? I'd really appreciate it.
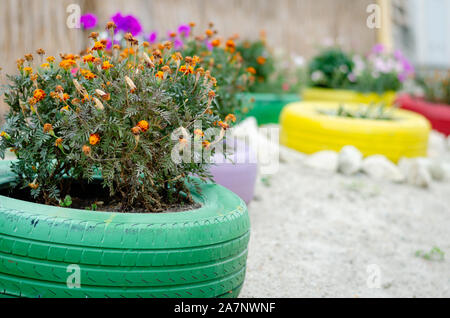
[311,71,324,82]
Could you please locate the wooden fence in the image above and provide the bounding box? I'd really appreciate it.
[0,0,377,116]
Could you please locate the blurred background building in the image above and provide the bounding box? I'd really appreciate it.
[0,0,448,116]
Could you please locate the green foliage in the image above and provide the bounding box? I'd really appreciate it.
[416,71,450,105]
[415,247,445,262]
[1,31,229,212]
[308,46,413,94]
[59,195,72,207]
[308,47,355,89]
[318,103,395,120]
[237,39,304,94]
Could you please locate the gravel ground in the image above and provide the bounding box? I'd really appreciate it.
[240,139,450,298]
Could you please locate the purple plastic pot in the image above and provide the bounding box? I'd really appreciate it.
[209,139,258,204]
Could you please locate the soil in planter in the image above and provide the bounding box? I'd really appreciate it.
[0,181,201,214]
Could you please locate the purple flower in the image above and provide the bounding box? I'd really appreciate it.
[174,39,184,50]
[177,24,191,37]
[394,49,414,81]
[148,31,158,44]
[106,39,120,50]
[371,43,385,55]
[80,13,98,30]
[111,12,142,36]
[206,41,213,51]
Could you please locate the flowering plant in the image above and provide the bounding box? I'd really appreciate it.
[0,23,232,212]
[416,71,450,105]
[237,36,304,94]
[175,23,250,121]
[308,45,414,94]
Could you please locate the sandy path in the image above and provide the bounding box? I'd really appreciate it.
[240,148,450,298]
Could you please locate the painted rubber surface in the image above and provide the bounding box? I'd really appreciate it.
[280,101,430,163]
[397,94,450,136]
[241,93,301,125]
[209,140,258,204]
[302,87,397,106]
[0,161,250,298]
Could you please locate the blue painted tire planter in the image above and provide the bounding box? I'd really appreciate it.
[0,161,250,298]
[209,140,258,204]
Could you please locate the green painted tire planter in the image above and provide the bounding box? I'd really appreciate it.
[0,161,250,298]
[241,93,301,125]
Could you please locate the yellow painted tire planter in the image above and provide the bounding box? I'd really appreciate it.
[280,102,430,163]
[302,87,397,106]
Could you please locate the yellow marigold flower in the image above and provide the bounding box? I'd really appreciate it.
[137,120,149,132]
[102,61,114,70]
[89,133,100,145]
[23,67,33,75]
[155,71,164,79]
[60,105,70,112]
[83,54,95,63]
[92,41,106,51]
[256,56,266,65]
[43,123,53,133]
[225,114,237,123]
[55,138,63,147]
[0,131,10,140]
[41,63,50,68]
[46,56,55,63]
[33,89,46,102]
[246,66,256,74]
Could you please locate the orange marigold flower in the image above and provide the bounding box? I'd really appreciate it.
[55,138,63,147]
[89,133,100,145]
[46,56,55,63]
[208,90,216,99]
[189,22,196,27]
[225,114,237,123]
[92,41,106,51]
[89,32,99,40]
[43,123,53,133]
[217,121,230,130]
[83,54,95,63]
[28,182,39,190]
[179,64,194,75]
[226,39,236,49]
[194,129,204,137]
[82,145,91,156]
[155,71,164,79]
[62,93,70,101]
[106,21,117,30]
[211,39,221,47]
[169,32,177,38]
[17,58,25,69]
[256,56,266,65]
[33,89,46,102]
[246,66,256,74]
[81,69,97,80]
[102,60,114,70]
[131,126,142,135]
[205,29,214,37]
[202,140,211,149]
[59,59,76,70]
[142,41,150,48]
[137,120,149,132]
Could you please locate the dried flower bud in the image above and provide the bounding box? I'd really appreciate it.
[43,123,53,133]
[142,52,155,67]
[131,126,141,135]
[93,97,104,110]
[125,76,136,92]
[82,145,91,156]
[36,48,45,55]
[106,21,117,31]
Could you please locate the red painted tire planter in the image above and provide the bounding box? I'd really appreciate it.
[209,140,258,204]
[397,94,450,136]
